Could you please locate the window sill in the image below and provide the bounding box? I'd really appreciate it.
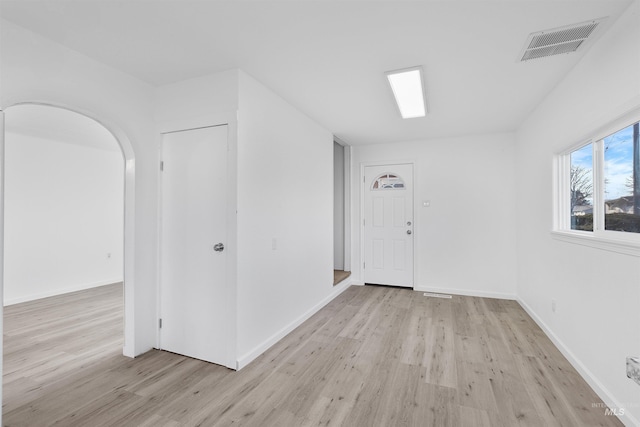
[551,230,640,257]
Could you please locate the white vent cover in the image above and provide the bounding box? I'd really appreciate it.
[423,292,452,299]
[519,17,607,62]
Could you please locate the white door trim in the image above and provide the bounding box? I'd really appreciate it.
[360,160,416,288]
[156,111,237,369]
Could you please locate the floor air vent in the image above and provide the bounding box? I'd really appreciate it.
[519,18,606,62]
[423,292,452,299]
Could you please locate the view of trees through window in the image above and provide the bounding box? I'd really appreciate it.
[570,121,640,233]
[570,143,593,231]
[604,122,640,233]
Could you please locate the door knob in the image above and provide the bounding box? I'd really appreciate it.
[406,230,412,235]
[213,243,225,252]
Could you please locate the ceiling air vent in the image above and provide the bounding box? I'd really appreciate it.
[519,18,606,62]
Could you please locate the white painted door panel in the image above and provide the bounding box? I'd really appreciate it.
[160,125,229,366]
[364,164,414,287]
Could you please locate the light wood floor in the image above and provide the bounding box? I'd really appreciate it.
[3,283,622,426]
[333,270,351,286]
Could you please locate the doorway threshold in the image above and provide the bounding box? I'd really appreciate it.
[333,270,351,286]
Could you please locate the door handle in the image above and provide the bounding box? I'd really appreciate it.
[406,230,412,235]
[213,243,225,252]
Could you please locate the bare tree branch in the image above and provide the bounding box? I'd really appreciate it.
[570,165,592,213]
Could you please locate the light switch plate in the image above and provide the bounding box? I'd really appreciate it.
[627,357,640,386]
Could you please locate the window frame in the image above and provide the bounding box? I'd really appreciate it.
[553,107,640,256]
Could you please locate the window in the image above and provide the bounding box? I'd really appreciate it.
[604,123,640,233]
[371,173,405,190]
[555,111,640,255]
[570,143,593,231]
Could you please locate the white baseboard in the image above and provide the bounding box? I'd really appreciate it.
[413,285,515,300]
[236,279,353,370]
[517,298,640,427]
[3,278,122,306]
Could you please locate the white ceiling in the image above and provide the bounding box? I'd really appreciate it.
[5,104,122,152]
[0,1,633,145]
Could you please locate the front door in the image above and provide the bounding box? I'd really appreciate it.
[363,164,414,287]
[160,125,231,367]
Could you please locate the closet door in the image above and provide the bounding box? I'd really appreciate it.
[160,125,232,367]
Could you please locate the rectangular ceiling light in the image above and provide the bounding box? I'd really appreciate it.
[386,66,427,119]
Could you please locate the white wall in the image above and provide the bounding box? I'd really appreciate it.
[515,2,640,425]
[1,19,158,356]
[4,132,123,305]
[154,69,239,125]
[236,71,348,366]
[351,133,518,299]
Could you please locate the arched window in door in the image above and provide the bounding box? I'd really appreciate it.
[371,173,405,190]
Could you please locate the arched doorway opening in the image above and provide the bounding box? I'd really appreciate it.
[1,102,135,361]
